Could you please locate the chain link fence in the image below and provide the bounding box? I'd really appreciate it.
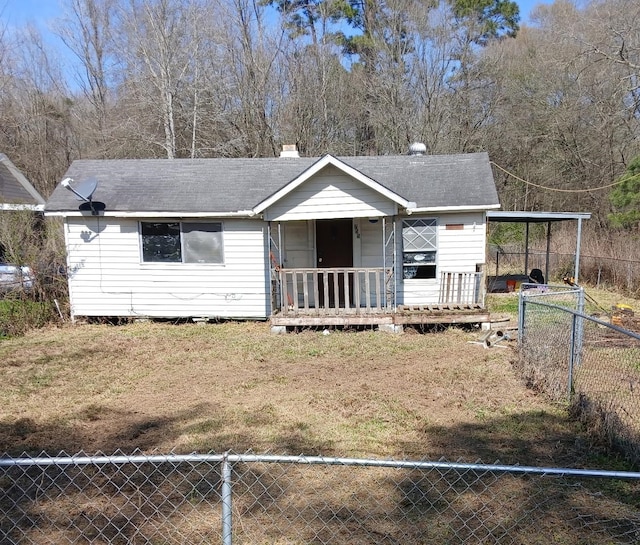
[578,254,640,295]
[519,284,640,464]
[1,451,640,544]
[489,250,640,296]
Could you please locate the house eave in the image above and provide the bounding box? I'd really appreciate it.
[1,203,45,212]
[407,204,501,214]
[44,210,258,219]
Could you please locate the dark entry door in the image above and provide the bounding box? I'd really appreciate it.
[316,219,353,307]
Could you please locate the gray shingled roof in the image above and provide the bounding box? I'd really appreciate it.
[45,152,499,214]
[0,154,45,205]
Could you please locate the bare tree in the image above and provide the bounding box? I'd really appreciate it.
[55,0,116,155]
[113,0,207,159]
[479,0,640,223]
[217,0,285,157]
[0,24,74,196]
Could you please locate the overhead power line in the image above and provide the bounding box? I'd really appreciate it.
[490,161,630,193]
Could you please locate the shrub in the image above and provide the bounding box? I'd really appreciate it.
[0,210,67,336]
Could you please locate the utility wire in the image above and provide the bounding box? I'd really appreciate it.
[490,161,636,193]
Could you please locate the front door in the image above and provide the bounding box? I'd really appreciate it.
[316,219,353,307]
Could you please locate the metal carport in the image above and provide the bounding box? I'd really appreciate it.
[486,211,591,285]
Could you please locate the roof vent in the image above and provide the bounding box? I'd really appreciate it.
[280,144,300,158]
[408,142,427,156]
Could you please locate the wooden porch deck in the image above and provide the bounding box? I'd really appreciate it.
[270,267,490,330]
[270,306,490,328]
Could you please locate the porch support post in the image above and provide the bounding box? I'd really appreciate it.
[382,217,386,281]
[267,221,272,266]
[267,222,275,313]
[382,217,396,310]
[268,222,284,314]
[277,222,283,268]
[393,217,397,310]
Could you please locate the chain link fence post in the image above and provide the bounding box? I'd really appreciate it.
[221,452,233,545]
[517,285,525,344]
[568,312,578,400]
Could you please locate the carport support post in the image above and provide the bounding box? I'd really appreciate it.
[545,222,551,283]
[518,290,525,344]
[222,453,233,545]
[574,217,583,284]
[524,221,530,277]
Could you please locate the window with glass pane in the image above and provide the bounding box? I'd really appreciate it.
[402,218,437,279]
[141,222,181,262]
[141,222,223,263]
[183,223,223,263]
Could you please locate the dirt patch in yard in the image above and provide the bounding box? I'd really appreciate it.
[0,322,610,466]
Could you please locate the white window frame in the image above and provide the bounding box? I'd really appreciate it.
[140,221,224,264]
[402,218,437,280]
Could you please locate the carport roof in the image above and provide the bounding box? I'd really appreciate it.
[487,211,591,223]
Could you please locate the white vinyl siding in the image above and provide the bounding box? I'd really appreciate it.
[264,165,396,221]
[398,212,486,306]
[62,208,488,317]
[281,221,314,268]
[359,218,389,268]
[65,217,268,319]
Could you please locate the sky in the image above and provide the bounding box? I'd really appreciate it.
[2,0,62,29]
[2,0,554,29]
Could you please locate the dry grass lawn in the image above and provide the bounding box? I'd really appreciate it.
[0,320,603,467]
[2,319,640,545]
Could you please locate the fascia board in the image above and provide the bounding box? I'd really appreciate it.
[44,210,257,218]
[408,204,501,214]
[1,203,45,211]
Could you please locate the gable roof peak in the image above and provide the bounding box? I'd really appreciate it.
[252,153,413,215]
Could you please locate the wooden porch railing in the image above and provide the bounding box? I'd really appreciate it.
[439,271,484,306]
[276,267,392,316]
[274,269,483,316]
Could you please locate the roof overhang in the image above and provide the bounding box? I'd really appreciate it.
[44,210,257,218]
[1,203,45,212]
[411,203,501,214]
[252,154,415,215]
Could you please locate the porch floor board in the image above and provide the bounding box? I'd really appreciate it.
[270,307,490,328]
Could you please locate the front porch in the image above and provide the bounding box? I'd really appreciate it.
[270,267,489,331]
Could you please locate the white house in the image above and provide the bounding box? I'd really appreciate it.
[44,148,500,330]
